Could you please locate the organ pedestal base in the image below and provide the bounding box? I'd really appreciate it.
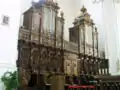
[51,73,65,90]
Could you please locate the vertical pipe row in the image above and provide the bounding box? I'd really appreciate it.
[53,9,57,72]
[38,7,43,86]
[78,26,80,59]
[95,27,99,75]
[83,23,86,74]
[91,22,95,75]
[78,25,82,74]
[92,23,95,62]
[39,12,42,45]
[60,12,64,73]
[29,4,34,73]
[54,11,57,49]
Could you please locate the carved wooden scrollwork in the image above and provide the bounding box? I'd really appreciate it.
[83,60,86,71]
[47,48,53,61]
[31,48,40,71]
[18,43,30,69]
[85,58,89,73]
[18,46,24,66]
[92,61,97,74]
[40,47,48,72]
[95,59,99,73]
[46,48,52,71]
[19,67,30,87]
[54,51,62,72]
[89,59,93,73]
[47,48,55,71]
[80,58,84,72]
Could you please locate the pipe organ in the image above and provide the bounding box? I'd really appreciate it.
[17,0,120,90]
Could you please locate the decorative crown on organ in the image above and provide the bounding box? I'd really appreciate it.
[74,6,94,26]
[32,0,59,9]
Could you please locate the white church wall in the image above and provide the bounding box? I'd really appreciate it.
[102,0,119,74]
[0,0,21,89]
[115,2,120,74]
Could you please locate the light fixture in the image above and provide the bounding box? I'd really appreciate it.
[33,0,39,3]
[115,0,120,3]
[92,0,103,4]
[92,0,120,3]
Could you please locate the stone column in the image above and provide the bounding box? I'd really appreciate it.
[51,73,65,90]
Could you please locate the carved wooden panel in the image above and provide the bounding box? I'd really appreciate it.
[31,48,40,71]
[26,45,64,73]
[18,41,30,69]
[89,59,93,73]
[84,58,89,73]
[40,47,48,72]
[73,61,78,75]
[54,51,62,72]
[47,48,54,71]
[18,67,31,87]
[64,59,78,75]
[64,60,71,75]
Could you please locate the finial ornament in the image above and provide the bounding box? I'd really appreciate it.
[95,27,98,33]
[95,26,97,30]
[81,5,87,13]
[91,19,95,25]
